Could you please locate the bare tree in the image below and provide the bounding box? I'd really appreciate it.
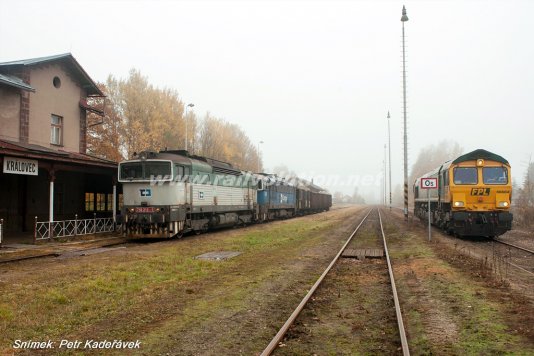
[516,160,534,227]
[351,187,366,204]
[410,140,463,185]
[87,78,125,162]
[197,114,262,171]
[88,69,263,172]
[409,140,463,206]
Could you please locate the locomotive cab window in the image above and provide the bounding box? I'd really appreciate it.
[442,170,449,186]
[119,161,172,180]
[483,167,508,184]
[453,167,478,185]
[145,162,172,179]
[174,165,185,181]
[120,163,143,180]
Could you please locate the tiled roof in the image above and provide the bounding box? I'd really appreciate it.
[0,53,72,66]
[0,53,104,97]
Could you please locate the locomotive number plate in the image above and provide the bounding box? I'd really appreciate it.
[135,207,156,213]
[471,188,490,196]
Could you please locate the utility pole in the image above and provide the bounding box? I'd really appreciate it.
[185,103,194,151]
[401,5,409,220]
[388,111,392,210]
[257,140,264,172]
[384,144,387,205]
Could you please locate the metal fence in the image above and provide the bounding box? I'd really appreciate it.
[34,215,117,241]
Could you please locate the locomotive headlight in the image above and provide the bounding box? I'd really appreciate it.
[454,201,465,207]
[129,208,135,213]
[498,201,509,207]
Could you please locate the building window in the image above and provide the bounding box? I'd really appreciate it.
[51,114,63,145]
[96,193,106,211]
[53,76,61,88]
[85,192,94,211]
[107,193,113,211]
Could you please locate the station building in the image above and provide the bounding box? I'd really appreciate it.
[0,53,119,239]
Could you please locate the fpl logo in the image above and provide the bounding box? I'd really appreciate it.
[471,188,490,196]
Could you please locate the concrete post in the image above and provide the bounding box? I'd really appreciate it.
[113,184,117,225]
[49,180,54,222]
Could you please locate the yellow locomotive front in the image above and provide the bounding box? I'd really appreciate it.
[414,149,513,237]
[447,151,513,236]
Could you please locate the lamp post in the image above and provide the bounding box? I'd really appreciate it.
[401,5,409,220]
[257,140,264,172]
[185,103,194,151]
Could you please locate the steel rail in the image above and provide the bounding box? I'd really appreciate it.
[493,239,534,255]
[260,208,373,356]
[508,261,534,276]
[378,209,410,356]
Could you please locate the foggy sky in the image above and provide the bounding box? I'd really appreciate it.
[1,0,533,202]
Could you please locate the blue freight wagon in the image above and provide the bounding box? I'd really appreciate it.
[256,174,297,220]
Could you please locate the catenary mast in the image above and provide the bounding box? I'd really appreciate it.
[401,5,409,219]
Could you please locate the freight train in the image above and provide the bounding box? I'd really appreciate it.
[117,149,332,238]
[413,149,513,237]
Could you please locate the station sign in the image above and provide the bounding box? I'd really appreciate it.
[3,156,38,176]
[420,177,438,242]
[420,177,438,189]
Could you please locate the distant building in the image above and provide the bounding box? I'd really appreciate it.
[0,53,119,236]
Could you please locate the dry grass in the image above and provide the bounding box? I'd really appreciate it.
[383,210,534,354]
[0,207,364,355]
[512,206,534,228]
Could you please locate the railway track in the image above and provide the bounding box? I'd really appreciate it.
[492,238,534,277]
[494,238,534,255]
[260,208,410,355]
[389,206,534,277]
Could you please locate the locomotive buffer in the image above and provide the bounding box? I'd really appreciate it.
[421,177,438,241]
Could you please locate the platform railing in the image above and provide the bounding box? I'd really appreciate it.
[34,214,117,241]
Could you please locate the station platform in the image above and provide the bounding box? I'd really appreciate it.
[0,233,127,263]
